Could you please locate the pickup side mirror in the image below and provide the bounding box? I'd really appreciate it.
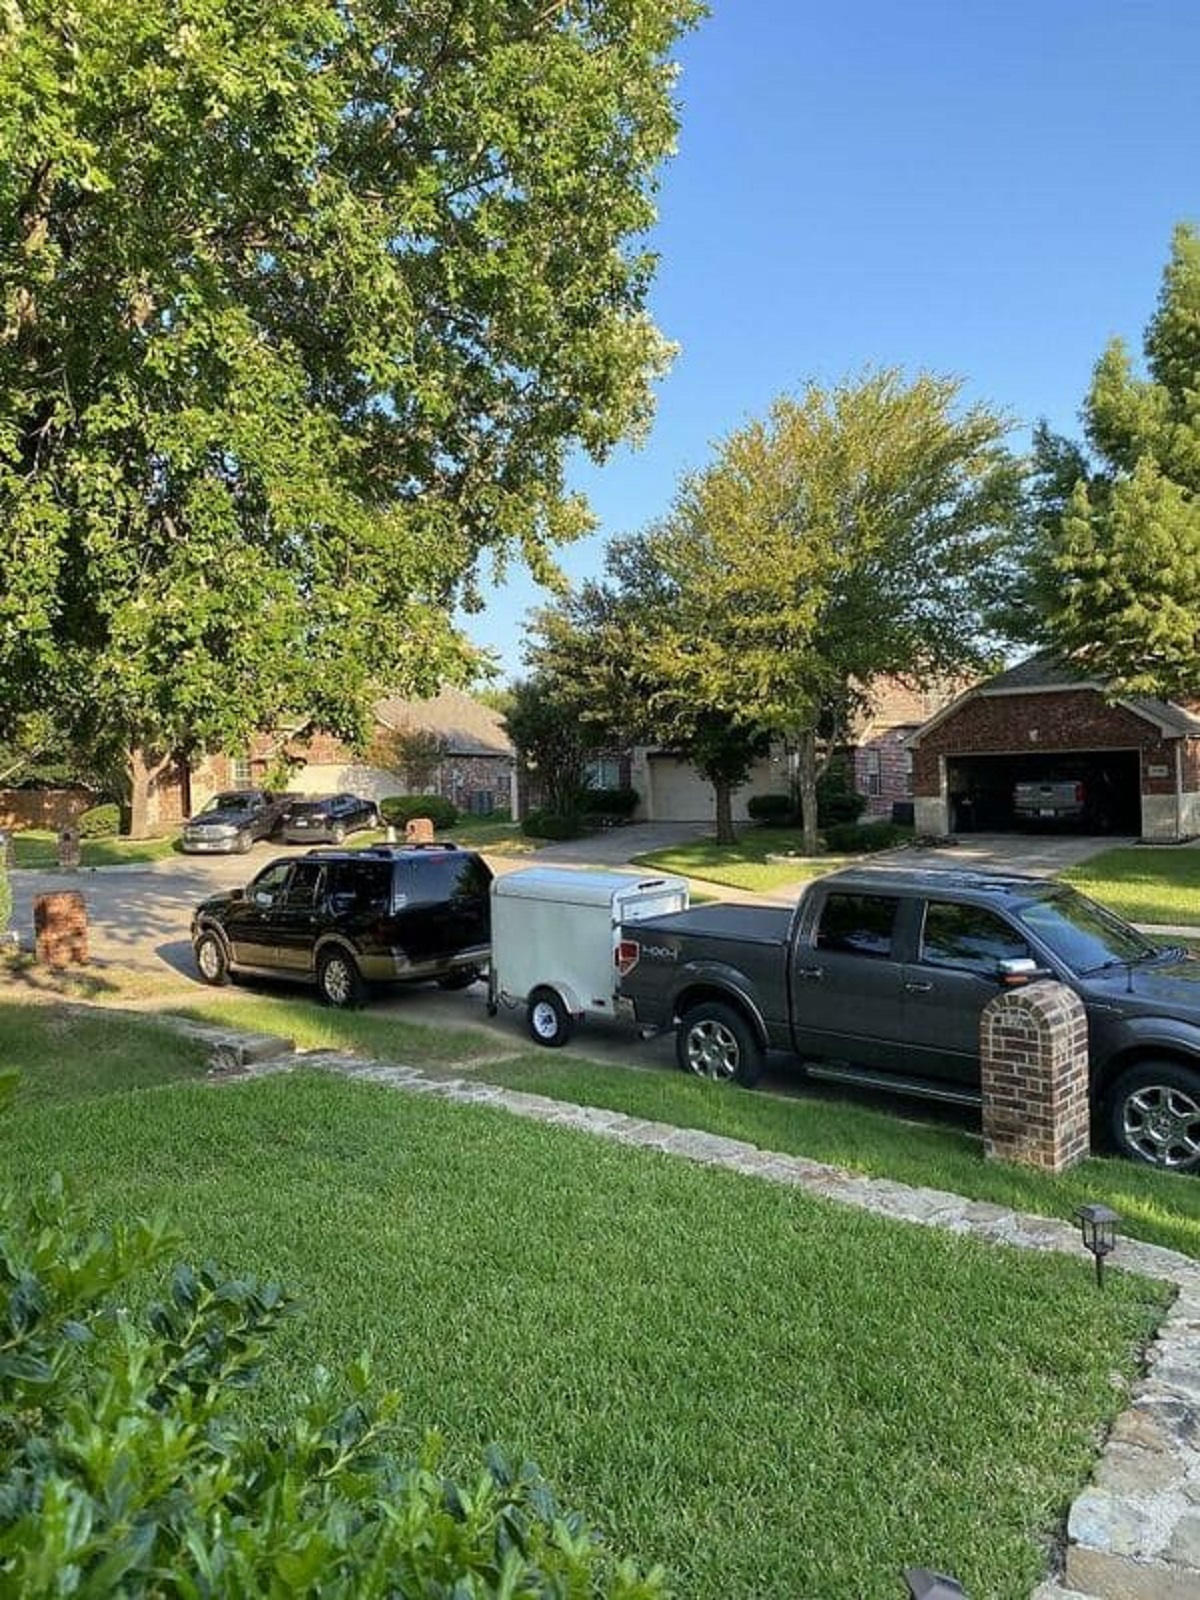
[997,957,1052,987]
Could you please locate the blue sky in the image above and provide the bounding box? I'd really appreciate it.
[468,0,1200,678]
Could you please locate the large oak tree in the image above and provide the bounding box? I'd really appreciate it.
[0,0,700,828]
[533,370,1020,851]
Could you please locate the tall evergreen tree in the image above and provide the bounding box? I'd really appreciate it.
[1051,225,1200,696]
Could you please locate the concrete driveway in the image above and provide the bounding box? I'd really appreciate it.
[881,831,1133,875]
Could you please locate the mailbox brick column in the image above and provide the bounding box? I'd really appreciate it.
[34,892,89,968]
[980,981,1090,1171]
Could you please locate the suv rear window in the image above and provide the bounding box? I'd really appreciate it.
[397,852,491,906]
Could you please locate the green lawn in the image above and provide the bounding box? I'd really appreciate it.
[170,989,501,1064]
[1063,844,1200,926]
[477,1051,1200,1259]
[0,1000,212,1105]
[11,829,180,869]
[634,829,861,892]
[3,1025,1168,1600]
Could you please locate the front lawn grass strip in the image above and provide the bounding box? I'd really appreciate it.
[2,1071,1168,1600]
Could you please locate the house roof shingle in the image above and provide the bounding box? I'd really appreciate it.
[373,686,514,758]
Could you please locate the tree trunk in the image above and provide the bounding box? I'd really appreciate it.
[797,727,820,857]
[714,777,736,845]
[127,747,173,839]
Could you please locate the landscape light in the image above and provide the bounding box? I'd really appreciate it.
[903,1569,968,1599]
[1075,1203,1121,1290]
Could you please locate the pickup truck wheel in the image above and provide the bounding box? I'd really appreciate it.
[193,930,230,987]
[317,947,364,1009]
[677,1002,763,1087]
[528,988,572,1048]
[235,829,254,854]
[1108,1062,1200,1171]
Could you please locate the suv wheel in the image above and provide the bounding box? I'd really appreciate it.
[677,1001,764,1087]
[329,823,347,844]
[527,987,572,1048]
[1108,1061,1200,1171]
[317,947,364,1009]
[194,930,230,987]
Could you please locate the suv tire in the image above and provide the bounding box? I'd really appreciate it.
[677,1001,764,1087]
[194,930,230,987]
[528,987,572,1048]
[317,946,364,1009]
[329,823,347,844]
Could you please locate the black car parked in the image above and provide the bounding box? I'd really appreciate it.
[191,844,492,1007]
[279,792,379,845]
[181,790,291,854]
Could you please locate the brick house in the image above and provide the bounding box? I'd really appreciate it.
[193,687,516,819]
[850,678,968,819]
[908,653,1200,841]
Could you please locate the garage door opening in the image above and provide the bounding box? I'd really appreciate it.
[945,750,1142,834]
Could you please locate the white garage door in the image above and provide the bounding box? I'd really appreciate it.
[647,756,777,823]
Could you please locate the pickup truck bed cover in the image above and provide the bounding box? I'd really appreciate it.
[636,903,793,944]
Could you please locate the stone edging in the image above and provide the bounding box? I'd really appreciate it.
[170,1018,1200,1600]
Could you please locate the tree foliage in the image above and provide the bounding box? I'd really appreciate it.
[0,0,700,762]
[504,673,602,816]
[532,369,1019,849]
[1049,225,1200,697]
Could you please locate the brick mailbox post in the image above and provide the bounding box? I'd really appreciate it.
[980,981,1091,1172]
[34,892,90,969]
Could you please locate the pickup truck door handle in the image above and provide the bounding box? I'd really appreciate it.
[796,966,824,982]
[904,980,933,994]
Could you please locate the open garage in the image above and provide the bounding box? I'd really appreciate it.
[944,749,1142,833]
[910,654,1200,843]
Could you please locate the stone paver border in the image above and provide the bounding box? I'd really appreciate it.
[123,1012,1200,1599]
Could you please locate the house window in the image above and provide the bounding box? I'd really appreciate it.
[585,756,622,791]
[865,748,882,797]
[230,755,253,786]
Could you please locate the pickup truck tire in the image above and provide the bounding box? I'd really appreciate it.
[677,1002,764,1087]
[528,987,572,1048]
[1108,1061,1200,1171]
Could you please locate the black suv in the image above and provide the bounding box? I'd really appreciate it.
[279,792,379,845]
[191,844,492,1007]
[181,790,291,854]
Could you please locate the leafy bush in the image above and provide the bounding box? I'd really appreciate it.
[522,809,585,840]
[747,792,797,826]
[0,1178,665,1599]
[76,801,120,839]
[822,820,910,853]
[579,787,639,820]
[816,764,867,826]
[379,793,458,830]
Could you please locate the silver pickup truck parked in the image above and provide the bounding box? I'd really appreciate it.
[617,866,1200,1171]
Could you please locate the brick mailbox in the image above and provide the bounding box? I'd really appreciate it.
[57,826,81,870]
[34,892,90,968]
[980,981,1091,1172]
[405,816,435,844]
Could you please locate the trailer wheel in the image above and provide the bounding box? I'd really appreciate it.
[677,1001,764,1087]
[528,987,573,1048]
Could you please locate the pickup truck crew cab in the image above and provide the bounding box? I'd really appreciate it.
[617,867,1200,1172]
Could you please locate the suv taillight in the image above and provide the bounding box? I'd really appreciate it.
[1074,783,1085,803]
[615,939,639,976]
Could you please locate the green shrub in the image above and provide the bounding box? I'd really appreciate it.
[816,764,867,826]
[76,802,120,839]
[822,819,909,853]
[379,793,458,830]
[579,786,639,820]
[747,792,797,826]
[0,1178,665,1599]
[522,809,585,840]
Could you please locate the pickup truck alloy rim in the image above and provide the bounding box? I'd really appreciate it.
[1123,1084,1200,1168]
[685,1018,740,1081]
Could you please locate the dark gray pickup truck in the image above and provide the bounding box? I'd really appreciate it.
[617,866,1200,1171]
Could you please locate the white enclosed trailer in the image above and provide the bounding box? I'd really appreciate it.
[488,866,689,1047]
